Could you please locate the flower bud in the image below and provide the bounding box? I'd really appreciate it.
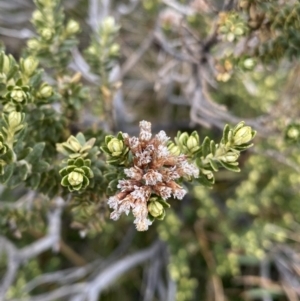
[10,88,26,103]
[66,20,80,35]
[167,143,181,156]
[102,17,117,33]
[177,132,189,146]
[107,138,124,156]
[109,44,120,57]
[41,28,53,40]
[22,56,39,76]
[32,10,43,23]
[8,111,23,129]
[221,152,239,163]
[68,171,83,186]
[233,126,253,145]
[39,84,53,98]
[186,136,199,151]
[27,39,40,51]
[148,201,164,218]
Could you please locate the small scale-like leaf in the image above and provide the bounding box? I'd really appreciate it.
[210,140,216,155]
[222,124,230,144]
[0,163,14,183]
[26,142,45,163]
[209,159,219,172]
[202,137,210,157]
[219,161,241,172]
[76,132,86,145]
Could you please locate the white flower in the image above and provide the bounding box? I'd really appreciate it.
[110,210,121,220]
[107,196,119,210]
[157,185,172,200]
[129,137,140,150]
[157,145,170,158]
[179,161,199,178]
[173,188,187,200]
[130,186,151,202]
[124,166,143,180]
[136,150,152,165]
[117,180,135,192]
[143,170,163,185]
[156,130,169,143]
[139,120,152,141]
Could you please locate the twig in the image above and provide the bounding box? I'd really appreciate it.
[194,220,227,301]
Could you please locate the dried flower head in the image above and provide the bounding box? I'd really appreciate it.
[107,121,199,231]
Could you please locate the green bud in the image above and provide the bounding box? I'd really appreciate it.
[8,111,23,129]
[41,28,54,40]
[87,46,97,55]
[243,58,255,69]
[38,84,53,98]
[168,143,181,156]
[107,138,124,156]
[148,201,164,218]
[32,10,43,23]
[10,88,27,103]
[177,132,189,146]
[233,126,253,145]
[22,56,39,76]
[102,17,117,33]
[221,152,239,163]
[27,39,40,51]
[66,20,80,35]
[109,44,120,56]
[68,171,84,186]
[186,136,198,151]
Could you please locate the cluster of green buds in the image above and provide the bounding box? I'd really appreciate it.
[27,0,80,71]
[60,157,93,192]
[5,84,30,106]
[148,197,170,221]
[85,16,120,75]
[0,52,19,91]
[187,122,256,187]
[57,133,99,192]
[228,121,256,149]
[172,131,200,157]
[19,56,39,78]
[0,111,26,175]
[218,11,249,42]
[0,51,55,110]
[101,132,129,165]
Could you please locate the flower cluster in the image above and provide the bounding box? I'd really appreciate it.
[107,121,199,231]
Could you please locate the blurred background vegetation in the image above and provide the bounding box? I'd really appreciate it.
[1,0,300,300]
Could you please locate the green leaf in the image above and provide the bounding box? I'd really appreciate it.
[0,163,14,183]
[17,147,32,161]
[219,160,241,172]
[29,173,41,189]
[76,132,86,145]
[6,65,18,80]
[202,137,210,157]
[210,140,216,155]
[26,142,45,163]
[209,159,219,172]
[222,124,230,144]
